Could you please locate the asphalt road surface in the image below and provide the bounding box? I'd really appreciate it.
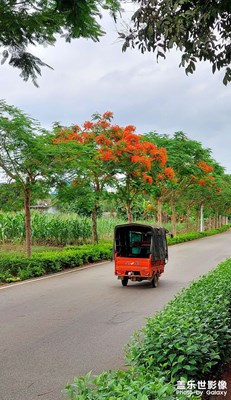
[1,230,231,400]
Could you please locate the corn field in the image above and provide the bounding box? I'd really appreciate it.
[0,212,92,245]
[97,217,192,240]
[0,212,195,246]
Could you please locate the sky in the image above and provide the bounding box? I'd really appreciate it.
[1,7,231,173]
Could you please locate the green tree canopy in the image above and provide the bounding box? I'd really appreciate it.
[0,0,120,85]
[121,0,231,84]
[0,100,51,255]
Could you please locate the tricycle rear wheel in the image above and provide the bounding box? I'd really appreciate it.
[151,274,159,288]
[121,277,128,286]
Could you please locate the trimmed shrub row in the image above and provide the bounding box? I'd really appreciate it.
[0,243,112,283]
[64,258,231,400]
[167,225,230,245]
[126,259,231,380]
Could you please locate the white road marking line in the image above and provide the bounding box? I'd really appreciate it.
[0,260,110,290]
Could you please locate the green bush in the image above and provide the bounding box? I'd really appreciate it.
[0,243,113,283]
[126,259,231,381]
[64,367,199,400]
[167,225,230,245]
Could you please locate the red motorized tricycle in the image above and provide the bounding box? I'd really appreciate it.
[114,223,171,287]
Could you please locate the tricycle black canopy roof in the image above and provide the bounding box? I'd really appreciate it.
[114,223,169,261]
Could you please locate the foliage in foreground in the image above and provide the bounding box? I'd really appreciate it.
[0,0,120,85]
[65,368,192,400]
[122,0,231,85]
[126,259,231,381]
[64,259,231,399]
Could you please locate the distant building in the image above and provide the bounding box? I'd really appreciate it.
[30,200,58,214]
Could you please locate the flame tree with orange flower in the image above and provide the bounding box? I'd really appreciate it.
[144,131,221,235]
[184,160,226,231]
[99,124,169,223]
[51,112,169,241]
[52,112,117,243]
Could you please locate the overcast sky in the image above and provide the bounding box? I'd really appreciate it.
[1,8,231,173]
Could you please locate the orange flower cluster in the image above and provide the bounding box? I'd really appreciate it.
[131,155,152,171]
[152,147,168,167]
[53,111,170,186]
[157,167,175,181]
[52,129,82,143]
[199,179,205,186]
[124,125,136,134]
[142,174,153,184]
[102,111,113,120]
[99,150,114,161]
[164,167,175,180]
[95,134,112,146]
[197,161,214,173]
[83,121,94,130]
[100,120,110,129]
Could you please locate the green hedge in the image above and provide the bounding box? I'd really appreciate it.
[126,259,231,380]
[64,259,231,400]
[0,243,112,283]
[167,225,230,245]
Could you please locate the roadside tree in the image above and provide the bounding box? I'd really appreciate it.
[52,112,170,241]
[0,100,50,256]
[144,132,221,234]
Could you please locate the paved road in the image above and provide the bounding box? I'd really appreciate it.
[1,230,231,400]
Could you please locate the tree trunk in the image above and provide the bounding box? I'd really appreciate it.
[200,203,204,232]
[218,215,222,228]
[211,215,216,230]
[157,197,162,226]
[125,202,133,223]
[186,206,191,233]
[24,181,32,257]
[171,199,177,236]
[92,205,98,244]
[207,216,212,231]
[215,212,219,229]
